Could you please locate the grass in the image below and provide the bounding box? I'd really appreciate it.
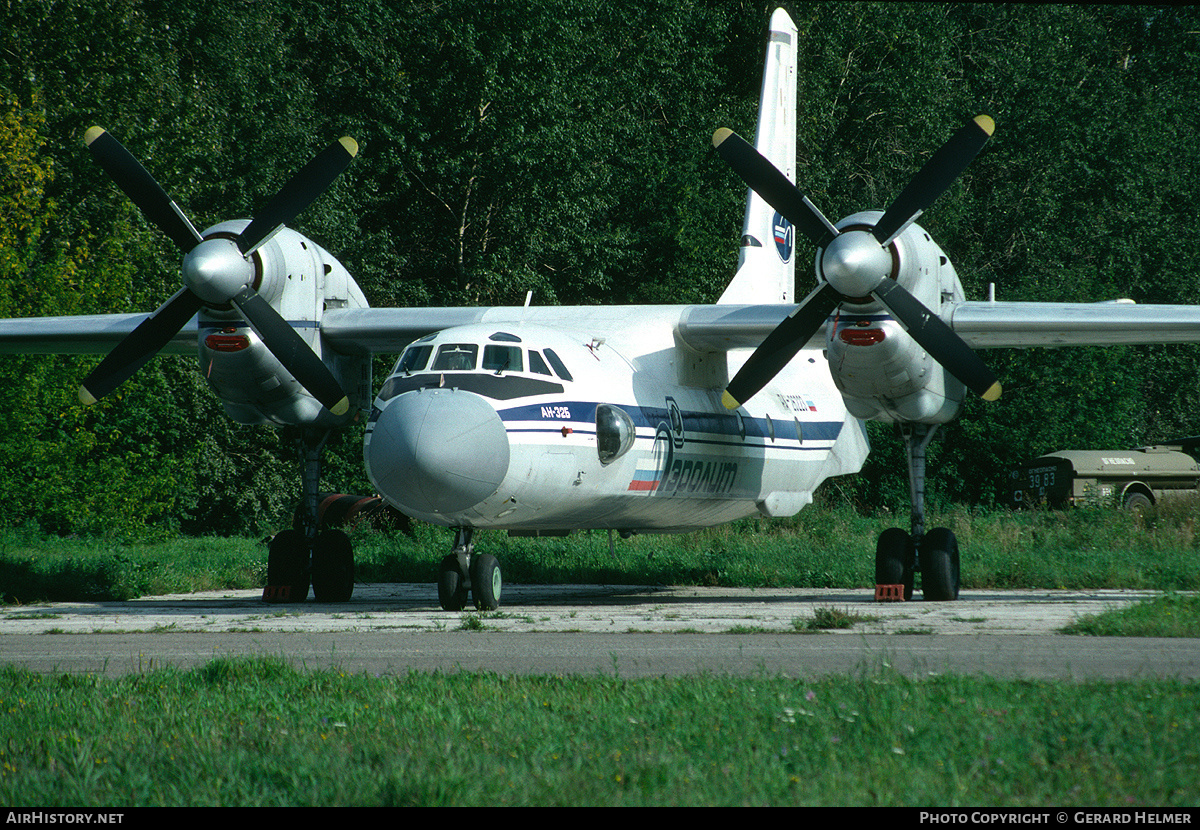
[0,657,1196,807]
[1062,593,1200,637]
[4,501,1200,605]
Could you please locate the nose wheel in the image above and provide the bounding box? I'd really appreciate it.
[437,529,503,611]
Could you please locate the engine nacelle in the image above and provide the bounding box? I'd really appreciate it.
[821,212,967,424]
[196,220,371,427]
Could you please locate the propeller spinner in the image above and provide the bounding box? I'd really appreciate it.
[78,128,357,416]
[714,117,1001,410]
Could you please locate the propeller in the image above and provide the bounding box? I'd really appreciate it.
[713,116,1001,410]
[79,128,357,416]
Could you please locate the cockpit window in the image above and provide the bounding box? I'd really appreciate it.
[431,344,478,371]
[482,344,523,374]
[398,344,433,373]
[528,350,553,376]
[543,348,573,381]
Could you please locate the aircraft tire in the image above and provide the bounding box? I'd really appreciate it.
[874,527,914,600]
[311,528,354,603]
[265,529,309,603]
[438,554,469,611]
[919,528,960,601]
[470,553,502,611]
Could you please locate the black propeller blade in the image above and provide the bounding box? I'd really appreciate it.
[79,128,355,417]
[722,284,840,410]
[715,117,1000,409]
[871,115,994,247]
[78,288,204,405]
[236,137,358,255]
[230,286,350,416]
[84,127,203,253]
[712,128,837,247]
[872,280,1001,401]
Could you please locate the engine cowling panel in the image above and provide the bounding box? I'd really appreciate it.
[821,215,968,424]
[196,221,371,427]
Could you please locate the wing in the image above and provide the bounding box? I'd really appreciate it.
[0,313,198,355]
[676,300,1200,353]
[7,300,1200,362]
[948,301,1200,349]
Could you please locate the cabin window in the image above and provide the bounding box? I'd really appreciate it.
[397,344,433,373]
[482,344,523,374]
[596,404,636,465]
[528,350,553,376]
[544,348,573,381]
[431,344,478,371]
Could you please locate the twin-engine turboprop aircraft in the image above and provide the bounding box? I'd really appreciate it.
[5,8,1200,609]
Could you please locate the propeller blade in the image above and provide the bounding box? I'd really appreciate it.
[83,127,203,253]
[229,286,350,416]
[235,137,359,255]
[871,115,994,247]
[79,288,204,405]
[713,128,838,247]
[872,279,1001,401]
[722,284,841,409]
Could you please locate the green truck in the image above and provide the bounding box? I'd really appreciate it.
[1005,445,1200,510]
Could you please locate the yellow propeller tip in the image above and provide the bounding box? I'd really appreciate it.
[330,397,351,417]
[712,128,734,148]
[83,126,106,147]
[982,382,1002,402]
[721,391,741,410]
[974,115,995,137]
[78,386,97,406]
[338,136,359,157]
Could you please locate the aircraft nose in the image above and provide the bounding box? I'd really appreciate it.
[367,388,510,516]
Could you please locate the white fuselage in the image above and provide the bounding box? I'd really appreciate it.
[363,314,869,532]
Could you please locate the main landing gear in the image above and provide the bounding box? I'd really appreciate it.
[437,528,502,611]
[263,428,355,604]
[874,423,961,602]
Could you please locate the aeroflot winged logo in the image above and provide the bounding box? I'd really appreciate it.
[773,211,794,262]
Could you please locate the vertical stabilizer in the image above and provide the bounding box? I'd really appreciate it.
[718,8,798,306]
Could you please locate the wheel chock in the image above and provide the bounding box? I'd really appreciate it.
[262,585,296,603]
[874,584,906,602]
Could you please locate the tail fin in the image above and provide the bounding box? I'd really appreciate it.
[718,8,798,306]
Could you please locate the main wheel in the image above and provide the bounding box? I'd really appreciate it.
[470,553,502,611]
[265,529,309,603]
[875,527,914,600]
[438,553,470,611]
[311,528,354,602]
[919,527,960,601]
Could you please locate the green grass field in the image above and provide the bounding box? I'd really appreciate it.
[1,658,1196,807]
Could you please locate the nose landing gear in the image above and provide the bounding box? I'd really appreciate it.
[437,528,503,611]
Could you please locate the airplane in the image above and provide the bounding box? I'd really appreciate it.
[5,7,1200,610]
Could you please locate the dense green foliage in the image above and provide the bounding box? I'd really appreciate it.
[2,2,1199,536]
[1,658,1196,806]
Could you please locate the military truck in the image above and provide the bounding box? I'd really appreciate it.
[1005,446,1200,510]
